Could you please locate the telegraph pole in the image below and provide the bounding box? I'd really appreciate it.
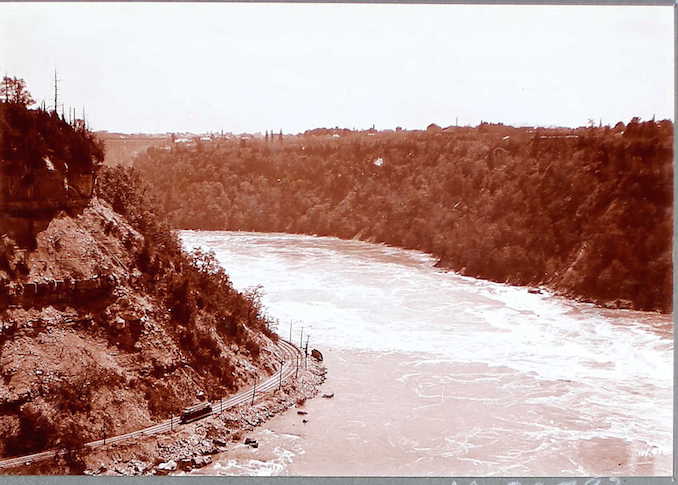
[278,359,283,390]
[53,69,59,113]
[289,321,292,342]
[251,377,257,406]
[299,327,303,350]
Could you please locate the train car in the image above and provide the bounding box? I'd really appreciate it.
[180,402,212,424]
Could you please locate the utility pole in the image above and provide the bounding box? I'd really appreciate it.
[53,69,59,113]
[170,415,173,432]
[251,377,257,406]
[305,335,309,357]
[295,354,299,379]
[299,327,303,350]
[278,359,283,390]
[289,321,292,342]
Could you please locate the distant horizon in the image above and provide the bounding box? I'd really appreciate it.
[2,3,673,133]
[92,116,670,137]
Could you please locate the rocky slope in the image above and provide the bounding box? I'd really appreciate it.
[0,102,287,473]
[0,198,284,468]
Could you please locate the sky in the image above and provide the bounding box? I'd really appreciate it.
[0,3,673,134]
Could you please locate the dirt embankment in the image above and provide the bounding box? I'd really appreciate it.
[0,198,295,472]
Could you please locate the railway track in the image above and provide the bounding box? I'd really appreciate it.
[0,338,302,470]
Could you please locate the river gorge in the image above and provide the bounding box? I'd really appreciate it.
[180,231,672,476]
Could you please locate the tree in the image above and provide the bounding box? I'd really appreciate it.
[1,76,35,106]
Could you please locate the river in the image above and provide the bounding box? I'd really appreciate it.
[180,231,673,476]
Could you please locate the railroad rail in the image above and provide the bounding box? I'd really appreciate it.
[0,338,301,470]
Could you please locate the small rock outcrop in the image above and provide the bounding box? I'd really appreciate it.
[311,349,323,361]
[155,460,177,475]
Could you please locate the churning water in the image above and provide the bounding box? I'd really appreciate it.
[180,231,672,476]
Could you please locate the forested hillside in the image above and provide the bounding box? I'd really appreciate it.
[133,120,673,312]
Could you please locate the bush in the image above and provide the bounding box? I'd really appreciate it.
[97,166,274,357]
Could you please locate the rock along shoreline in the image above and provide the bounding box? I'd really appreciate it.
[7,355,327,476]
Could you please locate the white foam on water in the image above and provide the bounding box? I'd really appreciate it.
[180,230,673,474]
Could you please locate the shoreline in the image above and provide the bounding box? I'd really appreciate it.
[181,229,670,315]
[3,350,327,476]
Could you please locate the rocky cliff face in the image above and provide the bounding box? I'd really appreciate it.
[0,197,280,465]
[0,105,281,469]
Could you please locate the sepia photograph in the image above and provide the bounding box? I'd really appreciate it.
[0,1,673,477]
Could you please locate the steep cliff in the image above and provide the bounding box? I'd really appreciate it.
[0,103,281,470]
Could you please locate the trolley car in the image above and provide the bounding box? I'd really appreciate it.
[180,402,213,424]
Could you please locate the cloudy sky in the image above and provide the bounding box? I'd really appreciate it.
[0,3,673,133]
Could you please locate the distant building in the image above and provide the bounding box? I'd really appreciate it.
[426,123,442,133]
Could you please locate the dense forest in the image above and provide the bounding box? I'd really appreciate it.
[132,119,673,312]
[0,100,104,175]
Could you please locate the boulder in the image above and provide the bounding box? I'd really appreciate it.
[297,410,308,415]
[213,437,228,447]
[130,460,150,474]
[311,349,323,361]
[322,392,334,399]
[192,455,212,468]
[200,440,222,455]
[616,299,633,309]
[156,460,177,475]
